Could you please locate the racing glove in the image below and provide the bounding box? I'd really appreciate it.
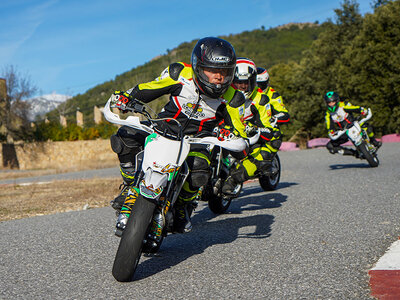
[213,125,239,141]
[361,107,368,116]
[111,90,133,113]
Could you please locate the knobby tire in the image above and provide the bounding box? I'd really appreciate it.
[358,142,379,167]
[259,154,281,191]
[112,195,156,282]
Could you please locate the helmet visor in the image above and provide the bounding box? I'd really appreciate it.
[197,66,235,88]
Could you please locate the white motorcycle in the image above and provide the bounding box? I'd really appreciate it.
[329,108,379,167]
[103,96,250,282]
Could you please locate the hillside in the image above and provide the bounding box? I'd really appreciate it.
[45,23,325,124]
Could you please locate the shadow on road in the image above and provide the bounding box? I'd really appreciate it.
[133,188,288,281]
[329,163,370,170]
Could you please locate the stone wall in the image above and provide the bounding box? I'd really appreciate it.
[0,139,118,170]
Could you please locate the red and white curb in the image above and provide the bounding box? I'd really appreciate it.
[369,237,400,299]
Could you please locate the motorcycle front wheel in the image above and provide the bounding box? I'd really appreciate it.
[205,183,241,214]
[259,154,281,191]
[358,142,379,167]
[112,195,156,282]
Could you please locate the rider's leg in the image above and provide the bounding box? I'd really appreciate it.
[364,124,382,148]
[110,126,146,218]
[221,145,261,194]
[174,145,210,233]
[326,136,358,156]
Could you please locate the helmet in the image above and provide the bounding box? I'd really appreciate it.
[191,37,236,98]
[233,58,257,98]
[324,91,340,112]
[256,67,270,91]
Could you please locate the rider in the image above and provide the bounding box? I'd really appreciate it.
[222,58,290,194]
[324,91,382,156]
[256,67,270,92]
[109,37,247,234]
[256,66,290,133]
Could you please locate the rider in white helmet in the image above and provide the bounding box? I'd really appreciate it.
[222,58,290,194]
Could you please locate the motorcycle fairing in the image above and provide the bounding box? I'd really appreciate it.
[140,133,190,199]
[346,122,363,146]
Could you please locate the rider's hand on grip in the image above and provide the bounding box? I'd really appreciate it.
[361,107,368,116]
[213,125,238,141]
[269,116,278,127]
[244,123,258,136]
[111,90,133,113]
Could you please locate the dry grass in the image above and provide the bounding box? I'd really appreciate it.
[0,178,121,222]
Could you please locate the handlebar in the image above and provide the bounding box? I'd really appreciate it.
[103,96,248,152]
[329,108,372,140]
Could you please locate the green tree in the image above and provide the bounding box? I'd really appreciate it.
[338,0,400,134]
[279,0,364,140]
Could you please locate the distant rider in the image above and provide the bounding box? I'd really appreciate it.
[109,37,247,235]
[324,91,381,156]
[222,58,290,194]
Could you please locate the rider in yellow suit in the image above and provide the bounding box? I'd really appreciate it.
[222,59,290,194]
[324,91,381,156]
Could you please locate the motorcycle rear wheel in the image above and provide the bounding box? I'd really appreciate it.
[112,195,156,282]
[259,154,281,191]
[358,142,379,167]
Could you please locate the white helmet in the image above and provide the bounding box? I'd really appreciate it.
[256,67,270,91]
[233,58,257,98]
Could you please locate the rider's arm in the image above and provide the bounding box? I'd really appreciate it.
[126,62,188,103]
[223,86,247,138]
[325,111,335,132]
[342,100,364,114]
[269,93,290,124]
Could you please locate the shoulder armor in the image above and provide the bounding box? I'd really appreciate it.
[271,91,280,99]
[229,90,245,108]
[168,62,185,81]
[259,94,270,106]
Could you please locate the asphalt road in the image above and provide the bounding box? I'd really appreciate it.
[1,143,399,299]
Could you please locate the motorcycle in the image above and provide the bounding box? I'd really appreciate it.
[200,125,281,214]
[329,108,379,167]
[103,96,248,282]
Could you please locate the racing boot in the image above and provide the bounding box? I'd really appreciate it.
[371,138,382,149]
[110,162,135,212]
[221,176,238,195]
[110,182,130,212]
[338,147,358,156]
[173,198,193,233]
[222,164,247,195]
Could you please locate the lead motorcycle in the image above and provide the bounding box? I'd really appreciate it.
[329,108,379,167]
[200,125,281,214]
[103,96,249,282]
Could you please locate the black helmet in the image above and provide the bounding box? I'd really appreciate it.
[234,58,257,98]
[324,91,340,112]
[191,37,236,98]
[256,67,270,91]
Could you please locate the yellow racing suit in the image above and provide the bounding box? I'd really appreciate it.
[227,86,290,183]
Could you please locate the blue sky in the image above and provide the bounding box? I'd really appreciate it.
[0,0,374,97]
